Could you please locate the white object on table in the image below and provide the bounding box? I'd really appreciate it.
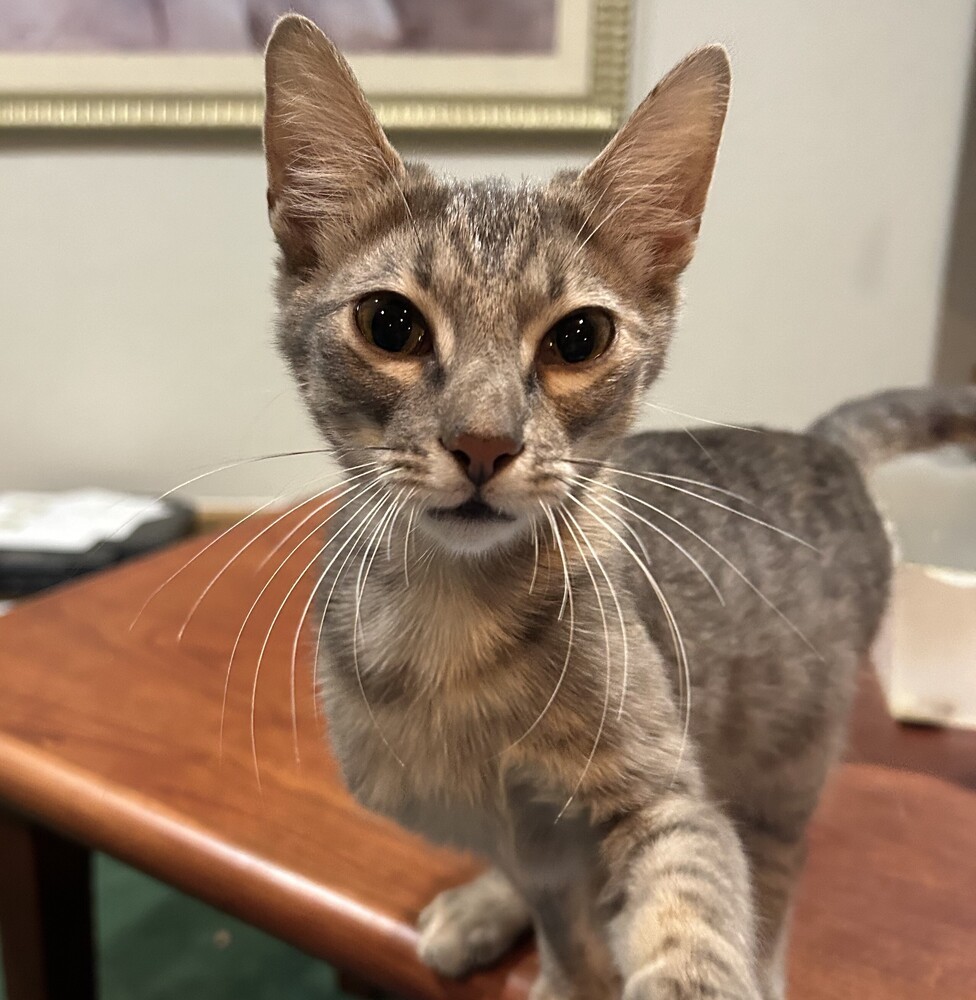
[871,447,976,730]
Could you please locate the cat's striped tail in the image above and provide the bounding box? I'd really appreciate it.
[808,385,976,469]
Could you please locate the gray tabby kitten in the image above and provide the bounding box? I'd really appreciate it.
[262,16,976,1000]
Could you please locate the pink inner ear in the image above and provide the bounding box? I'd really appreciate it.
[576,46,730,281]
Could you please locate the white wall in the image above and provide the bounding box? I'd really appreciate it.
[2,0,974,502]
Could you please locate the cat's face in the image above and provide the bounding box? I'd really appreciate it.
[264,17,729,556]
[274,173,675,554]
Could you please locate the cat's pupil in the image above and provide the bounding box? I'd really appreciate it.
[368,294,415,352]
[554,313,596,363]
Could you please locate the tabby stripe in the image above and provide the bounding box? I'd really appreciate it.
[618,818,717,867]
[644,940,743,991]
[645,974,722,999]
[656,862,732,892]
[663,886,735,933]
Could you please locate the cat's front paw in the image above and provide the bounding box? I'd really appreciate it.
[416,873,531,977]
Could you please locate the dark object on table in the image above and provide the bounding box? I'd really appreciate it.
[0,490,194,597]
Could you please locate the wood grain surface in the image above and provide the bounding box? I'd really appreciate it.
[0,505,972,999]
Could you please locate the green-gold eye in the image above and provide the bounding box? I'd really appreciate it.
[540,308,614,365]
[355,292,431,356]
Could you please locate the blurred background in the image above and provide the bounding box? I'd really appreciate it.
[1,0,974,508]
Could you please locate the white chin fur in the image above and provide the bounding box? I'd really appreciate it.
[420,512,526,556]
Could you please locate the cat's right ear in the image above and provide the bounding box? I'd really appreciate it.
[263,15,405,273]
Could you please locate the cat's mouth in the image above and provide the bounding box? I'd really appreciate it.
[428,499,515,524]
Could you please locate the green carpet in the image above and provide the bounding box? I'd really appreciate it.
[2,854,356,999]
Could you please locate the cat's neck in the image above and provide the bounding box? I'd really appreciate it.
[333,518,562,692]
[400,521,546,598]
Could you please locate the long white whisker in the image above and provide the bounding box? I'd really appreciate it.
[546,503,571,622]
[219,478,388,771]
[350,494,406,767]
[357,489,406,611]
[225,475,388,682]
[257,463,382,571]
[266,503,372,771]
[159,449,337,494]
[563,502,629,724]
[414,543,437,576]
[557,508,611,821]
[574,482,724,606]
[402,504,418,588]
[302,492,401,743]
[586,468,816,551]
[247,480,394,777]
[178,465,382,642]
[496,504,576,758]
[528,519,541,596]
[644,401,760,433]
[312,498,392,654]
[565,495,693,786]
[568,458,761,507]
[580,476,823,661]
[131,490,295,632]
[119,448,335,558]
[129,460,372,630]
[384,488,415,562]
[574,485,652,567]
[681,426,722,472]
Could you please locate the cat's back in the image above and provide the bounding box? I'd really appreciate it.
[608,428,891,749]
[611,424,892,627]
[605,426,891,793]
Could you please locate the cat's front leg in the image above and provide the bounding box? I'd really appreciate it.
[520,880,621,1000]
[604,792,763,1000]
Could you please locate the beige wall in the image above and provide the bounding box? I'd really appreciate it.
[935,34,976,384]
[2,0,974,502]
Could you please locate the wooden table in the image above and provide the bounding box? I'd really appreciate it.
[0,510,973,1000]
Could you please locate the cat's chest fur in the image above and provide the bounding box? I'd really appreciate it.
[316,552,567,830]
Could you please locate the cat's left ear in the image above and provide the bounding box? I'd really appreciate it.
[576,45,731,281]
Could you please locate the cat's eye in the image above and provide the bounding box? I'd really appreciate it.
[539,309,614,366]
[355,292,431,356]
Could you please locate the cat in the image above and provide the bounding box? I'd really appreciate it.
[261,15,976,1000]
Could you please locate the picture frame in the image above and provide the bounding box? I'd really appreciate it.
[0,0,630,131]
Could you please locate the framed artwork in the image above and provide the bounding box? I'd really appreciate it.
[0,0,630,131]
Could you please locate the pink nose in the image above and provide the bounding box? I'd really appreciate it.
[443,433,523,486]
